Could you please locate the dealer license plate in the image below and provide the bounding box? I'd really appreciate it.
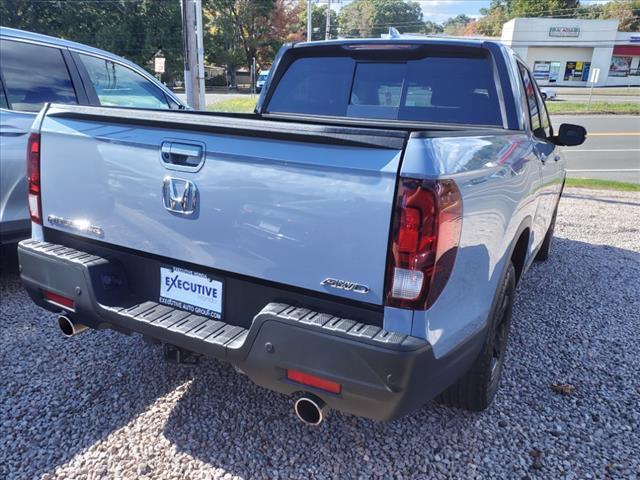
[159,266,223,320]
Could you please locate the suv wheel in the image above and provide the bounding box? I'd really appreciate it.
[438,262,516,411]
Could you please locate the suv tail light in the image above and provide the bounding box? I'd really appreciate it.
[385,178,462,310]
[27,133,42,225]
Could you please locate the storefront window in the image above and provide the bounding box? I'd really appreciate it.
[533,61,550,81]
[564,61,591,82]
[533,61,562,83]
[609,56,632,77]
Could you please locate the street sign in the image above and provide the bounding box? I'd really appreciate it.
[154,57,165,74]
[588,68,601,106]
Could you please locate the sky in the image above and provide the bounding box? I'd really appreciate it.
[330,0,613,25]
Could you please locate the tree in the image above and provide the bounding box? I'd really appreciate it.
[297,2,338,41]
[507,0,579,18]
[422,20,443,35]
[476,0,508,37]
[443,14,473,35]
[338,0,423,38]
[204,0,301,82]
[600,0,640,32]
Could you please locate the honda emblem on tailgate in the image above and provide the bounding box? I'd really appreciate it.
[162,177,198,215]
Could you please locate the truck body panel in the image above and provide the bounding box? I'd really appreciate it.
[39,107,406,305]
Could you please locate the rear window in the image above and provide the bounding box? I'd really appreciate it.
[0,39,78,112]
[266,51,503,126]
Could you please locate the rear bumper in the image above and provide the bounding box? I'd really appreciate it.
[18,239,477,421]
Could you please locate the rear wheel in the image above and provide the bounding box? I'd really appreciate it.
[438,262,516,411]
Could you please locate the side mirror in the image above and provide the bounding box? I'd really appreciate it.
[555,123,586,146]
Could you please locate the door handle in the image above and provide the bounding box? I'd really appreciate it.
[539,153,547,164]
[160,141,205,171]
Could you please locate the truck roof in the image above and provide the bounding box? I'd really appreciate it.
[295,36,503,50]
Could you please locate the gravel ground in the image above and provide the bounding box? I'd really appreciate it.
[1,187,639,480]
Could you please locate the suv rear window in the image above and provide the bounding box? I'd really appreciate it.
[266,50,503,126]
[0,39,77,112]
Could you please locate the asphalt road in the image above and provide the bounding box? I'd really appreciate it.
[552,115,640,183]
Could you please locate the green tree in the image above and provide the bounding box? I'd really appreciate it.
[443,14,473,35]
[507,0,579,17]
[338,0,423,38]
[297,2,338,41]
[422,20,443,35]
[600,0,640,31]
[476,0,508,36]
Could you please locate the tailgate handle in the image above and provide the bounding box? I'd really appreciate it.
[160,141,204,171]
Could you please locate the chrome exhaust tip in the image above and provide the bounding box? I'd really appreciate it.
[294,394,327,426]
[58,315,88,337]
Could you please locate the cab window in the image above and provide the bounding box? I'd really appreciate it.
[533,82,553,138]
[78,54,169,109]
[517,63,543,136]
[0,39,78,112]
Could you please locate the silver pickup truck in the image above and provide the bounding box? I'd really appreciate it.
[18,37,586,425]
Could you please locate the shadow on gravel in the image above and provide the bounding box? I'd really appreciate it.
[0,262,190,480]
[161,237,640,478]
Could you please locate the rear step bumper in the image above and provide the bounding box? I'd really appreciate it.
[18,239,462,421]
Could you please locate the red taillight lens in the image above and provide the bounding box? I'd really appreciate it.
[385,178,462,310]
[27,133,42,225]
[286,369,342,394]
[42,290,75,310]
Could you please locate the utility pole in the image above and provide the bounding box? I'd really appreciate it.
[325,0,331,40]
[307,0,312,42]
[181,0,205,110]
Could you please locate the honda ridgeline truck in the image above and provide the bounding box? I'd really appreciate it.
[18,37,586,425]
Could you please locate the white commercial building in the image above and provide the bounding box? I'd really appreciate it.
[501,18,640,87]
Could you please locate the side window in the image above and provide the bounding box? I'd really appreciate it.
[533,82,552,139]
[0,81,8,109]
[78,54,169,109]
[517,63,542,134]
[0,39,78,112]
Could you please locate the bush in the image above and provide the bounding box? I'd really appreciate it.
[205,74,228,87]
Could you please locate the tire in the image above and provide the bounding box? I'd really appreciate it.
[541,92,547,101]
[535,209,557,262]
[438,262,516,411]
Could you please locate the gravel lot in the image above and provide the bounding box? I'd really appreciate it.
[1,187,639,479]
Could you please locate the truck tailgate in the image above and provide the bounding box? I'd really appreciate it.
[38,105,407,305]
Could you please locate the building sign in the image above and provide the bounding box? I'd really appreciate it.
[549,26,580,37]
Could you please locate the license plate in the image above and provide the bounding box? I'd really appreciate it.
[159,267,223,320]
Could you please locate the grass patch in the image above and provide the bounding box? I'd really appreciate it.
[207,97,257,113]
[547,101,640,115]
[565,178,640,191]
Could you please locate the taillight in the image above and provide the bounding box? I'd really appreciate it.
[286,369,342,394]
[42,290,75,310]
[385,178,462,310]
[27,133,42,225]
